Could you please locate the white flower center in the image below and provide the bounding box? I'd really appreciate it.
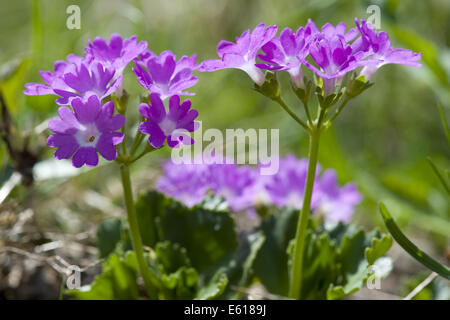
[159,118,177,136]
[75,123,100,147]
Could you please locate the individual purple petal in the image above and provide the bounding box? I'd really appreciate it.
[71,95,101,124]
[96,133,118,161]
[47,134,79,159]
[140,121,166,148]
[24,83,54,95]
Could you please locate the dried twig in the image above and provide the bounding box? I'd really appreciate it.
[0,246,103,276]
[403,272,438,300]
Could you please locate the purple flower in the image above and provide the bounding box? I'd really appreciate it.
[354,19,422,80]
[257,21,318,88]
[47,95,125,168]
[25,61,121,105]
[133,50,199,100]
[139,93,199,148]
[315,170,362,223]
[208,162,258,211]
[156,160,210,207]
[263,154,322,209]
[199,23,278,85]
[85,34,147,78]
[303,22,371,95]
[262,154,361,222]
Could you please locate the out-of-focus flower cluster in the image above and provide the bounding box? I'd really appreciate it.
[156,154,362,223]
[200,19,421,94]
[25,34,201,167]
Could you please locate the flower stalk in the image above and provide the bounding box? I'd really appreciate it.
[288,126,321,299]
[119,163,158,299]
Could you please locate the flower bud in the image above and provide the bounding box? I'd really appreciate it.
[254,71,280,101]
[346,75,373,98]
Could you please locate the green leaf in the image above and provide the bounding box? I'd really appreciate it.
[211,231,265,299]
[160,267,198,300]
[253,208,297,296]
[427,157,450,196]
[293,231,340,300]
[379,203,450,280]
[365,234,393,265]
[135,191,238,272]
[155,241,191,274]
[67,253,139,300]
[195,272,228,300]
[437,104,450,146]
[96,218,123,258]
[253,208,392,299]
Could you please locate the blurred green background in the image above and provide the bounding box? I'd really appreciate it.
[0,0,449,298]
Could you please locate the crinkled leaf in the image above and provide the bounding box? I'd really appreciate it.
[135,191,238,272]
[155,241,191,274]
[160,267,198,300]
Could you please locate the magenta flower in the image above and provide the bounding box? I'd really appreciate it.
[303,22,371,95]
[25,61,121,105]
[315,170,362,223]
[47,95,125,168]
[139,93,198,148]
[208,162,258,212]
[133,50,199,100]
[354,19,422,80]
[263,155,322,209]
[257,27,312,88]
[199,23,277,85]
[85,34,147,78]
[155,154,362,222]
[156,160,210,207]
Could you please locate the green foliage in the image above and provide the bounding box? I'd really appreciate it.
[68,252,140,300]
[96,218,123,258]
[78,191,264,300]
[135,191,239,271]
[254,208,297,296]
[254,208,393,299]
[195,272,228,300]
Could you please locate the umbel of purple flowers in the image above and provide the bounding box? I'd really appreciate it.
[200,18,421,94]
[25,34,201,167]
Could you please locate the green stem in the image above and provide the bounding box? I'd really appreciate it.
[120,164,158,299]
[327,95,350,124]
[129,130,145,157]
[289,128,321,299]
[303,101,312,125]
[275,97,310,132]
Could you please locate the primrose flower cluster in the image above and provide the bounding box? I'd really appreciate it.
[156,154,362,223]
[25,34,200,167]
[199,19,421,95]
